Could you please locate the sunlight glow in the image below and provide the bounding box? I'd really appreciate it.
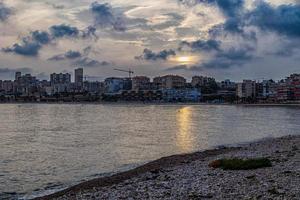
[176,107,194,152]
[177,56,191,63]
[170,55,198,64]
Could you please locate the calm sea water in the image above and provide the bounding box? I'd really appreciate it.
[0,104,299,199]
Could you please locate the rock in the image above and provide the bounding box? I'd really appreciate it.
[245,175,256,179]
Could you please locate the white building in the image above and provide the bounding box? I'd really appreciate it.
[237,80,256,98]
[153,75,186,89]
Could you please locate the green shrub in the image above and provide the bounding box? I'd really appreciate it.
[209,158,272,170]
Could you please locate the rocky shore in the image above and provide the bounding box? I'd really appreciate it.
[37,135,300,200]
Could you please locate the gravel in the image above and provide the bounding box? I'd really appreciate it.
[37,135,300,200]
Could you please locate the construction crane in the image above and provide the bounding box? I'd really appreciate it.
[114,68,134,78]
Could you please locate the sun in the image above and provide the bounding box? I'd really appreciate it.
[170,55,198,64]
[177,56,191,63]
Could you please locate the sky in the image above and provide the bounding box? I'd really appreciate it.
[0,0,299,81]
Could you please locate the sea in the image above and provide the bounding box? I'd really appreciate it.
[0,103,299,199]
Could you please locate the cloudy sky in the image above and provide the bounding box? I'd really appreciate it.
[0,0,299,81]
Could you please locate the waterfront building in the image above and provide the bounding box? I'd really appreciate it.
[191,76,215,88]
[0,69,299,103]
[219,79,236,89]
[191,76,218,94]
[104,77,132,93]
[2,80,14,93]
[153,75,186,89]
[119,90,163,101]
[237,80,256,99]
[49,73,72,94]
[276,81,289,101]
[261,80,277,99]
[277,74,300,101]
[289,74,300,100]
[162,88,201,102]
[132,76,151,90]
[50,73,71,85]
[84,81,104,94]
[13,73,38,95]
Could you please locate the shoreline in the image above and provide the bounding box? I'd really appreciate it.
[35,135,300,200]
[1,101,300,106]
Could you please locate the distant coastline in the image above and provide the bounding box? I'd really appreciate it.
[0,101,300,106]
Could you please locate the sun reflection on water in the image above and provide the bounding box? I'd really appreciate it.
[176,106,194,152]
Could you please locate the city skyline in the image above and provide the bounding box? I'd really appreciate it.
[0,68,296,83]
[0,0,300,81]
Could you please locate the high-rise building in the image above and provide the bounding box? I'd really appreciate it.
[50,73,71,85]
[75,68,83,85]
[237,80,256,98]
[261,80,277,98]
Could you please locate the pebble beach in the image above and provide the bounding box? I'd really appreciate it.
[36,135,300,200]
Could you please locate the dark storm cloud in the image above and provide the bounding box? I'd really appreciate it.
[136,49,176,61]
[3,24,97,57]
[3,41,42,56]
[216,46,254,61]
[247,2,300,38]
[167,44,254,71]
[0,2,11,21]
[82,26,98,39]
[208,0,245,34]
[179,39,221,52]
[212,0,244,17]
[91,2,114,25]
[3,30,51,56]
[48,24,97,40]
[268,40,300,57]
[50,24,79,38]
[179,0,248,38]
[180,0,300,38]
[31,31,51,44]
[178,0,244,17]
[48,47,110,68]
[175,0,300,72]
[65,51,82,59]
[200,46,255,69]
[90,2,126,31]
